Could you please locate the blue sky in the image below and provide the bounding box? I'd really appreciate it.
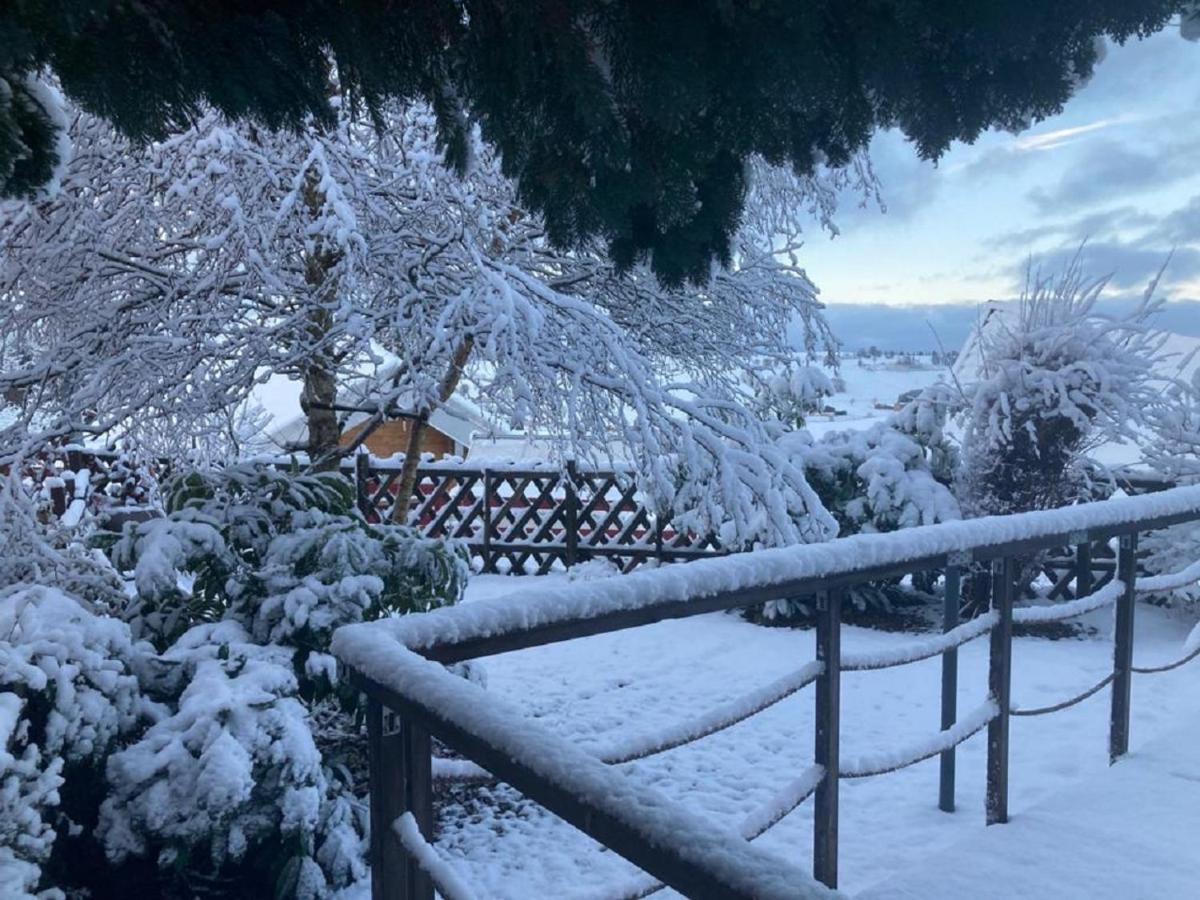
[807,25,1200,313]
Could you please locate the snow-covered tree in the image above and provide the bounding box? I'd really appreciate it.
[0,82,863,548]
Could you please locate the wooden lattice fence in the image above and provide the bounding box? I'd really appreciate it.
[349,458,724,574]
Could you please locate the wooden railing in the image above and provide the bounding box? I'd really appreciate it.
[333,485,1200,899]
[348,456,724,573]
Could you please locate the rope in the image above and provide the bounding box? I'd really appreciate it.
[842,699,997,779]
[1132,642,1200,674]
[434,660,823,781]
[1011,673,1114,717]
[842,612,997,671]
[393,812,480,900]
[1012,580,1123,624]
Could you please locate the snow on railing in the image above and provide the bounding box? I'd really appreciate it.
[356,484,1200,657]
[433,660,824,782]
[343,625,829,900]
[841,699,998,779]
[337,484,1200,900]
[593,764,830,900]
[394,813,480,900]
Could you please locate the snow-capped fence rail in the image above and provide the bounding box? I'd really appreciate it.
[334,484,1200,899]
[349,455,723,574]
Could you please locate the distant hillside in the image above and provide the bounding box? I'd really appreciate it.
[811,299,1200,353]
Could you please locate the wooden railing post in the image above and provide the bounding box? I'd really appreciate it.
[1110,532,1138,762]
[368,699,433,900]
[480,470,493,574]
[986,556,1014,826]
[813,588,842,889]
[355,453,373,520]
[564,460,579,568]
[939,558,965,812]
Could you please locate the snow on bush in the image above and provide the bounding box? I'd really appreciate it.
[1143,368,1200,603]
[109,465,469,671]
[955,261,1169,518]
[0,584,153,896]
[0,692,62,900]
[758,420,960,618]
[99,622,363,898]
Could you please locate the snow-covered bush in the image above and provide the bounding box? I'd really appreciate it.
[99,622,364,899]
[0,692,62,899]
[955,262,1168,518]
[1143,369,1200,603]
[108,465,469,675]
[0,584,154,896]
[0,472,125,609]
[758,422,960,619]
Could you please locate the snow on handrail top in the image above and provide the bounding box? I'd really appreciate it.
[339,626,836,900]
[333,485,1200,657]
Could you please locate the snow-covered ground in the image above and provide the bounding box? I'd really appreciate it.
[806,356,945,440]
[428,573,1200,898]
[863,710,1200,899]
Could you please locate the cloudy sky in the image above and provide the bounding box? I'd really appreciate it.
[807,23,1200,325]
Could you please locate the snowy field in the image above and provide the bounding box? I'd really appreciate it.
[427,573,1200,898]
[806,356,945,440]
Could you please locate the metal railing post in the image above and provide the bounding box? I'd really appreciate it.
[368,699,433,900]
[939,559,964,812]
[1111,532,1138,762]
[813,588,842,889]
[986,556,1014,826]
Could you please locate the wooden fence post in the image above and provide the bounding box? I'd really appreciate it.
[1075,537,1093,600]
[481,470,493,574]
[1110,532,1138,762]
[368,699,433,900]
[564,460,579,568]
[939,559,964,813]
[813,588,842,889]
[355,453,373,520]
[986,556,1014,826]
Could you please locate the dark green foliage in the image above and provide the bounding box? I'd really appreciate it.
[0,1,1180,282]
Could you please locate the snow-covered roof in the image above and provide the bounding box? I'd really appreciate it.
[250,372,488,453]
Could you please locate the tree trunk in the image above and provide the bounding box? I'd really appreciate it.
[300,349,342,471]
[390,337,474,523]
[299,162,343,469]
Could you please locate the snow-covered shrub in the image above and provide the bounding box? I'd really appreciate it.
[108,465,469,677]
[0,584,155,895]
[0,692,62,900]
[99,622,364,898]
[758,422,960,619]
[955,262,1168,519]
[1143,369,1200,603]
